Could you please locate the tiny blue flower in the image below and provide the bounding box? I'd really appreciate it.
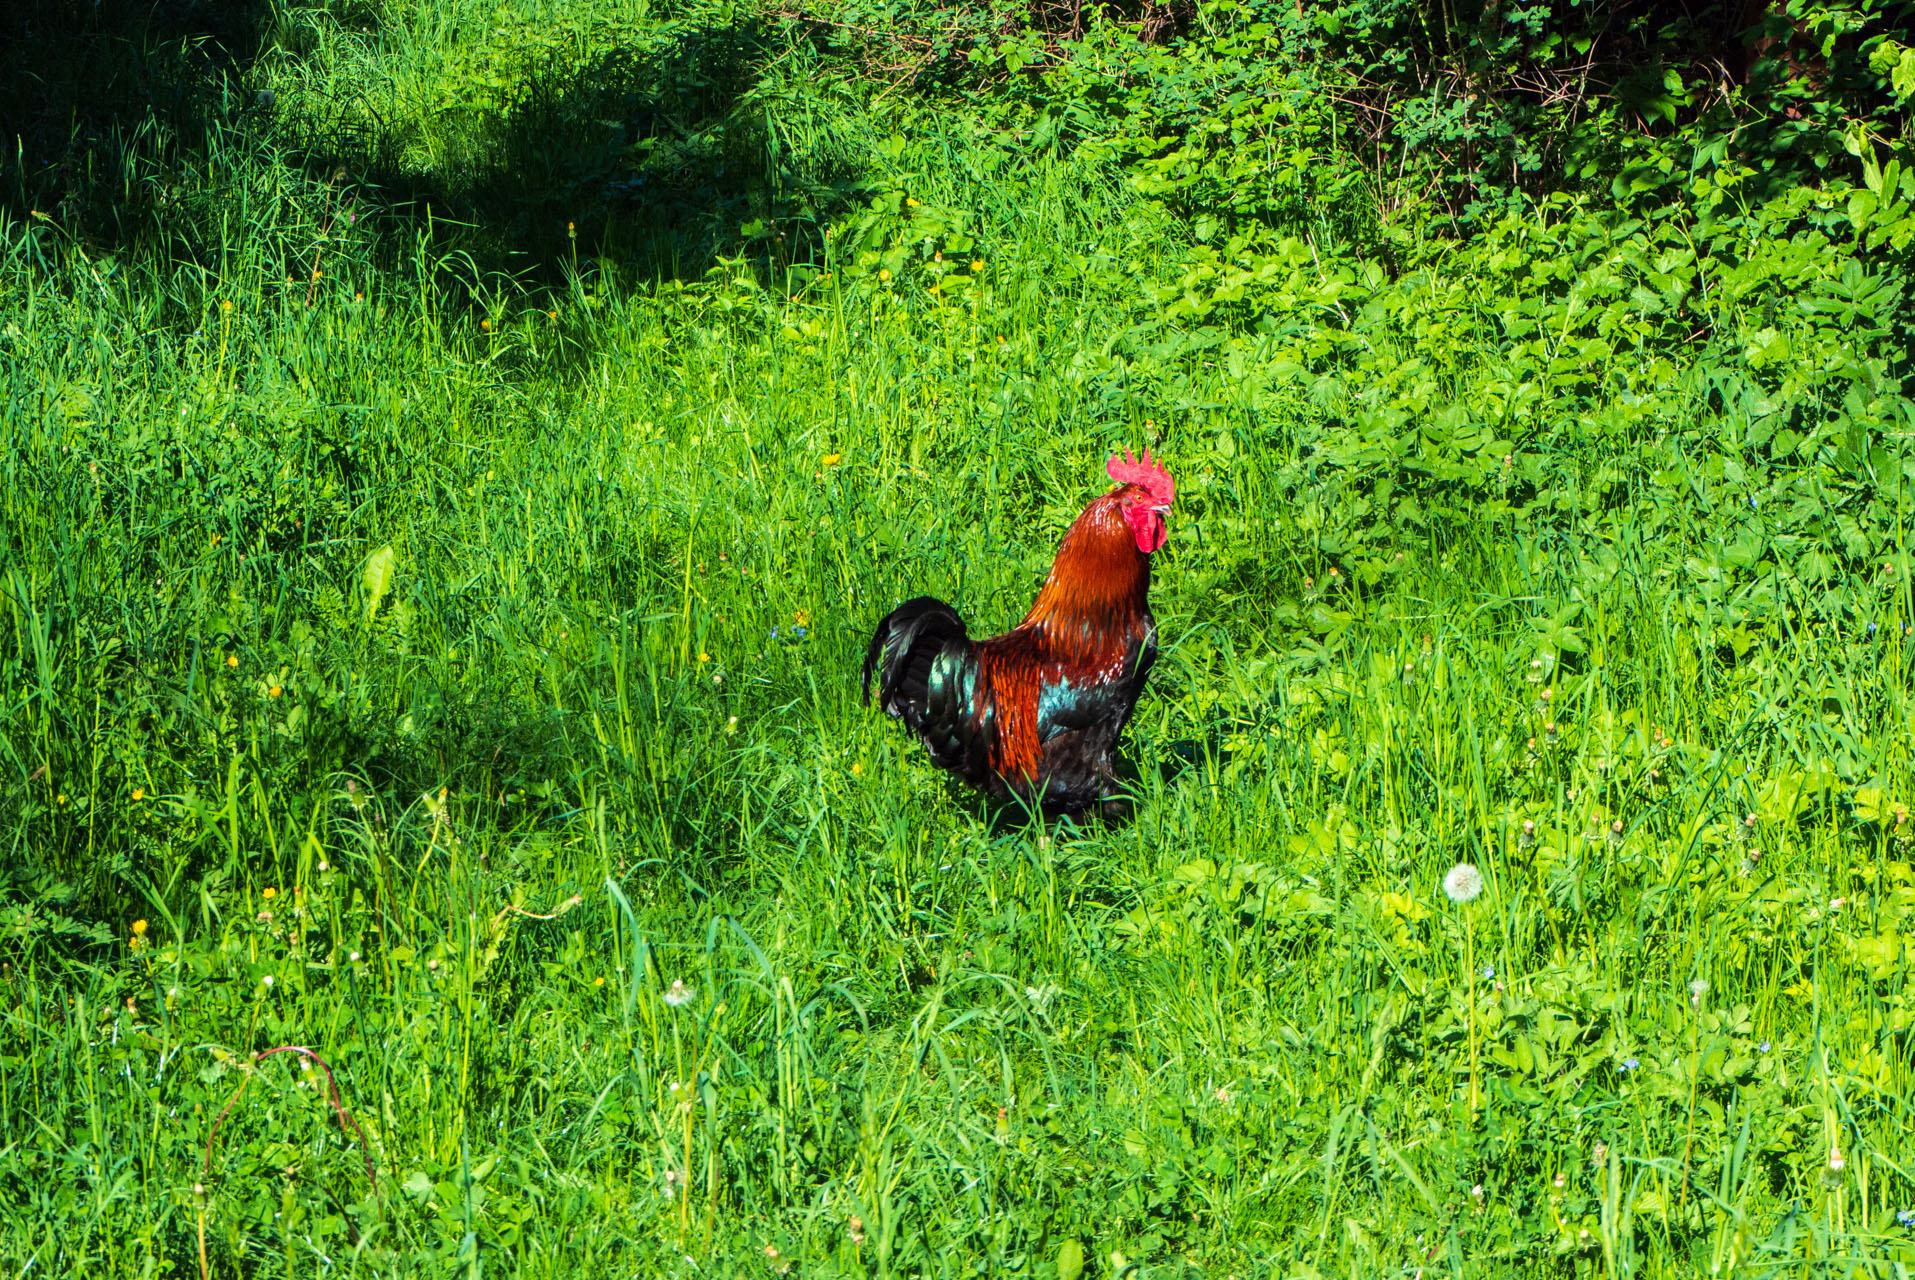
[1899,1208,1915,1228]
[1869,622,1878,635]
[1482,965,1495,979]
[792,626,808,638]
[1748,495,1757,509]
[1758,1040,1771,1053]
[1621,1057,1639,1072]
[769,626,780,639]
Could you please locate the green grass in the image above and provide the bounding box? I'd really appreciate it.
[5,3,1915,1276]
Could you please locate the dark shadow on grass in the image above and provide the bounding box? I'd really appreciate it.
[288,19,872,287]
[0,0,272,245]
[3,3,868,291]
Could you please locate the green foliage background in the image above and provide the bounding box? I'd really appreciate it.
[3,0,1915,1273]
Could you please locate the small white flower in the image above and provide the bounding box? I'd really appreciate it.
[348,951,360,962]
[261,974,274,988]
[317,860,329,872]
[1443,863,1484,903]
[664,979,695,1007]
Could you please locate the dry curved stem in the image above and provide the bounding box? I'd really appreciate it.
[197,1045,377,1280]
[492,891,585,929]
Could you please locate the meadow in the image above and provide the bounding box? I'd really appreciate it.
[4,0,1915,1274]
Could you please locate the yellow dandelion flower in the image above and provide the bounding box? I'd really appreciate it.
[131,787,144,801]
[262,887,276,900]
[226,654,238,668]
[268,685,283,698]
[593,976,605,987]
[548,309,558,320]
[879,269,892,282]
[481,318,492,332]
[56,793,67,805]
[822,453,842,466]
[221,299,234,314]
[355,292,364,302]
[970,260,984,272]
[793,609,812,627]
[131,919,149,937]
[906,197,920,207]
[698,652,711,663]
[851,762,864,777]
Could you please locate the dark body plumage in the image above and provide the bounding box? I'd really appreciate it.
[862,483,1163,816]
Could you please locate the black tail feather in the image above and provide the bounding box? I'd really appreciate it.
[863,596,970,723]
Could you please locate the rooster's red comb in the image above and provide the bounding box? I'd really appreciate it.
[1107,447,1174,507]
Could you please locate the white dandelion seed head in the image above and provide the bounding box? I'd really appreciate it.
[1443,863,1484,903]
[664,979,695,1007]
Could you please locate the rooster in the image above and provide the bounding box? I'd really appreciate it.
[862,448,1175,816]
